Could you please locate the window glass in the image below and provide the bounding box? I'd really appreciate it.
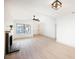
[16,24,31,34]
[16,24,25,34]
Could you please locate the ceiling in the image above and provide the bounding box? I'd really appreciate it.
[5,0,75,17]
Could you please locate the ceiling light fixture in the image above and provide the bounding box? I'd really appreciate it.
[32,15,40,22]
[51,0,62,10]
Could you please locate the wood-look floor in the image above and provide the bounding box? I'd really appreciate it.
[5,35,75,59]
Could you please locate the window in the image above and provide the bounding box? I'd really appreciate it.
[16,24,25,34]
[16,24,31,34]
[25,24,31,34]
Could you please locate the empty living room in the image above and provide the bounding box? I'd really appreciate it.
[4,0,75,59]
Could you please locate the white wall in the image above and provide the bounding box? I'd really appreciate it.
[4,0,13,30]
[56,14,75,47]
[4,0,56,39]
[39,15,55,39]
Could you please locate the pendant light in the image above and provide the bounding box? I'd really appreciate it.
[51,0,62,10]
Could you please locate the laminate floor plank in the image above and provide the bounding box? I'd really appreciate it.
[5,35,75,59]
